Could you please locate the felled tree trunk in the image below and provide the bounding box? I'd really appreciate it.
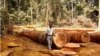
[65,31,90,43]
[88,32,100,43]
[18,29,91,48]
[18,29,71,48]
[19,30,47,44]
[53,30,90,48]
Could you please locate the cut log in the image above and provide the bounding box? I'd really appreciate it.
[53,32,70,48]
[19,30,47,44]
[67,31,90,43]
[17,29,90,48]
[77,31,90,43]
[61,48,77,55]
[63,43,80,48]
[65,31,77,42]
[88,32,100,43]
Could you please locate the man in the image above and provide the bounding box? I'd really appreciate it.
[46,22,54,50]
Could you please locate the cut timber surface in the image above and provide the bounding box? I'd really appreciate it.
[63,43,80,48]
[77,31,90,43]
[53,32,70,48]
[61,48,77,55]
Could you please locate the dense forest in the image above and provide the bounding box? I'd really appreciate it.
[0,0,99,34]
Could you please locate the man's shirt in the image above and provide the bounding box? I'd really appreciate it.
[46,27,53,35]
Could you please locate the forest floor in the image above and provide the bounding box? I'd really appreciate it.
[0,34,100,56]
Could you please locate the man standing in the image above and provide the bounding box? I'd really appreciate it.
[46,22,54,50]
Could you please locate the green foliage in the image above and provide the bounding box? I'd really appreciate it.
[0,0,99,28]
[76,3,84,15]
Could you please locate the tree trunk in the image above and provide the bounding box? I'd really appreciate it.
[45,3,49,25]
[17,29,92,48]
[18,30,47,44]
[98,0,100,30]
[89,32,100,43]
[68,31,90,43]
[4,0,6,9]
[30,3,33,25]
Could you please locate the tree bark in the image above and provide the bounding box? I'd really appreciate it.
[68,31,90,43]
[89,32,100,43]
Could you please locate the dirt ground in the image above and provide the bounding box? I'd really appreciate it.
[0,35,100,56]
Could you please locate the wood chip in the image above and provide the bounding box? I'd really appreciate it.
[61,48,77,55]
[63,43,80,48]
[7,42,19,48]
